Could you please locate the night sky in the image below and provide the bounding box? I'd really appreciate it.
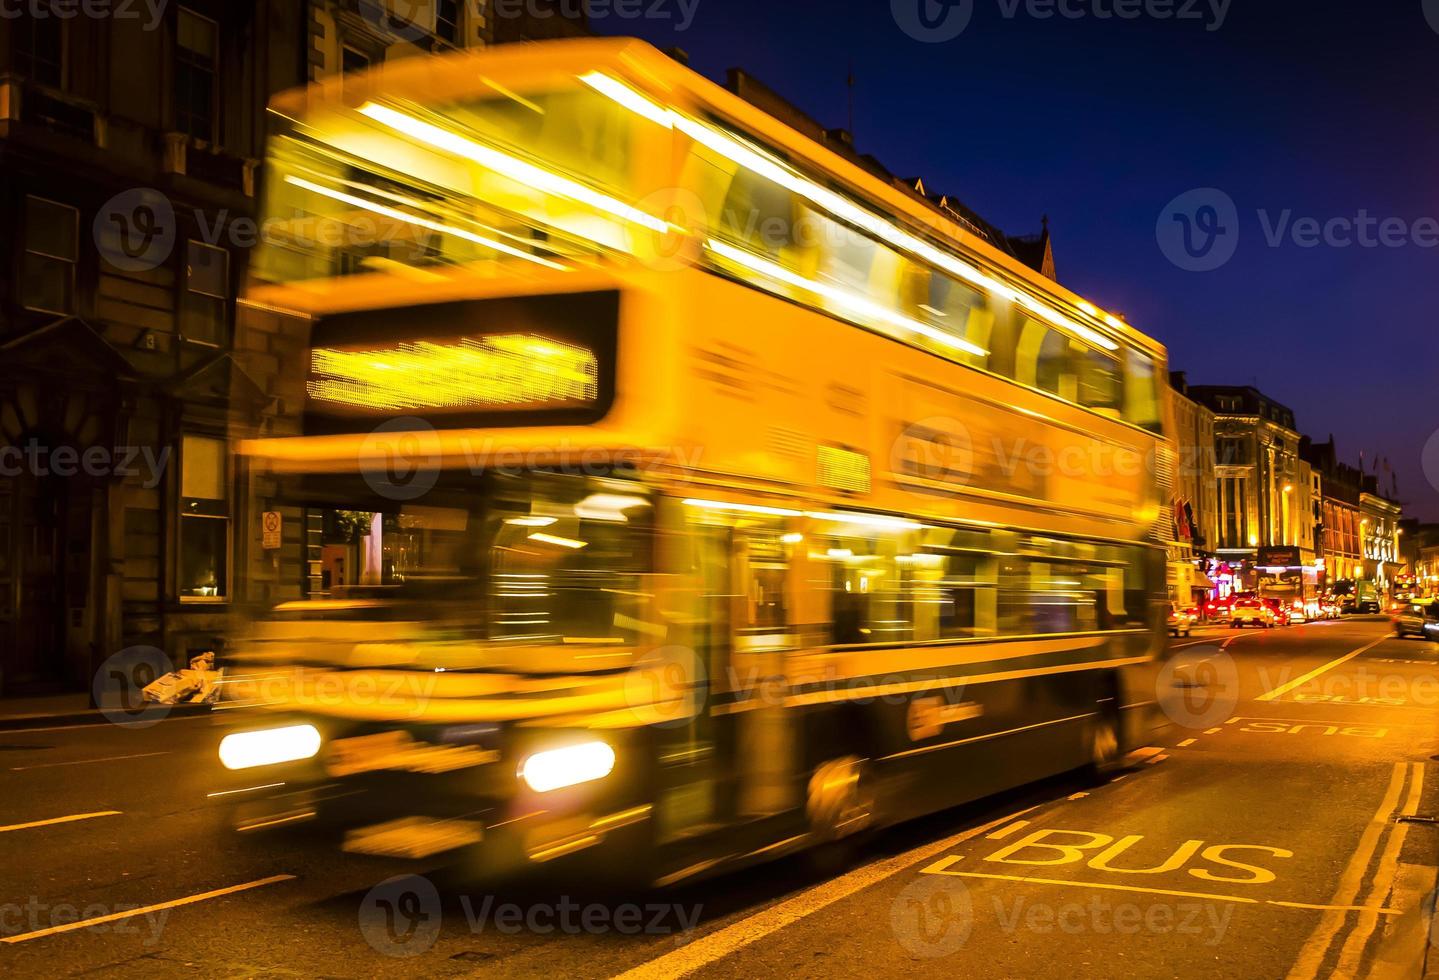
[599,0,1439,520]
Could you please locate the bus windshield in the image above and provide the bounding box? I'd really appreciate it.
[275,472,656,652]
[252,81,651,285]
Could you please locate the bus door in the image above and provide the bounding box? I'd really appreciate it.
[649,503,798,846]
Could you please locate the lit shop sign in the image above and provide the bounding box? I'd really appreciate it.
[308,334,598,412]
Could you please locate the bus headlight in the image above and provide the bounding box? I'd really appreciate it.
[518,741,616,793]
[219,724,322,771]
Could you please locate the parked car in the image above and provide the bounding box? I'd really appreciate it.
[1231,598,1279,629]
[1260,597,1289,626]
[1168,604,1198,638]
[1394,601,1439,641]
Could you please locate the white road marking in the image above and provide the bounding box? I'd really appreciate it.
[611,806,1040,980]
[10,751,170,772]
[0,875,296,944]
[0,715,211,735]
[0,811,121,834]
[1257,637,1389,703]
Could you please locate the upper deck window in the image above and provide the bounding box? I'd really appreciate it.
[253,83,644,285]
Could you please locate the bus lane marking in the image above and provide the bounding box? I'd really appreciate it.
[1331,763,1425,977]
[1256,637,1390,703]
[1283,762,1412,980]
[612,805,1042,980]
[919,825,1403,918]
[1232,720,1389,739]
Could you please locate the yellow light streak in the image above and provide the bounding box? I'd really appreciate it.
[282,175,565,271]
[308,334,598,412]
[578,73,1122,351]
[528,532,589,550]
[358,101,670,234]
[706,239,989,358]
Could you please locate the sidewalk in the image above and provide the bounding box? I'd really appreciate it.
[0,692,209,731]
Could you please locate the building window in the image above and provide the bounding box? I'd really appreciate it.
[21,196,78,315]
[436,0,462,44]
[179,435,230,601]
[15,13,65,88]
[181,241,229,345]
[175,7,218,142]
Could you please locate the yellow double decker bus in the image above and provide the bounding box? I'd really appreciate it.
[216,38,1174,883]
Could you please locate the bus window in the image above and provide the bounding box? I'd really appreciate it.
[1125,350,1164,433]
[1078,346,1124,416]
[716,164,799,264]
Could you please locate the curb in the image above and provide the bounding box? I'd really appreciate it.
[0,703,213,732]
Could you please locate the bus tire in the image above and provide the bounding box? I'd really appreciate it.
[1085,694,1122,785]
[805,755,874,875]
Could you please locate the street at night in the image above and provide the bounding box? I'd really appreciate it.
[3,619,1439,977]
[5,2,1439,978]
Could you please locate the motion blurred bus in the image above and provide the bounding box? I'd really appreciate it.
[214,38,1174,883]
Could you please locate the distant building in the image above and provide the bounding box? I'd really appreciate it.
[1302,437,1403,597]
[1166,373,1217,606]
[0,0,584,697]
[1187,386,1304,562]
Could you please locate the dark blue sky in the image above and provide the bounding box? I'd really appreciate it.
[600,0,1439,519]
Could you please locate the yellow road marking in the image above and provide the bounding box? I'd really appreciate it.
[1284,762,1409,980]
[1177,738,1197,747]
[0,811,121,834]
[1333,763,1426,975]
[612,806,1040,980]
[1257,637,1389,702]
[0,875,297,944]
[920,865,1402,916]
[986,819,1031,840]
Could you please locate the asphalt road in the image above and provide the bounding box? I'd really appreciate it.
[3,618,1438,978]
